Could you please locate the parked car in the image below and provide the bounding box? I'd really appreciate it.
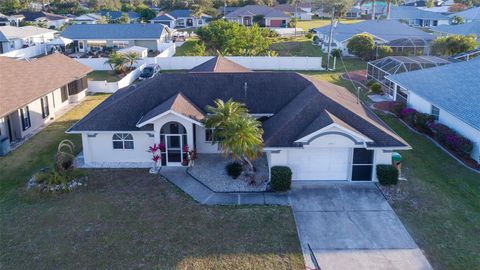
[139,64,161,80]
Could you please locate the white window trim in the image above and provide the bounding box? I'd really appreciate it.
[112,133,135,150]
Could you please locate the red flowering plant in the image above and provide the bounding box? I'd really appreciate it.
[148,143,162,170]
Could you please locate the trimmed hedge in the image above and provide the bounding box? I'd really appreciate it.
[270,166,292,192]
[376,165,399,186]
[225,161,243,179]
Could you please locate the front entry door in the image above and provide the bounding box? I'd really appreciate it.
[166,134,183,166]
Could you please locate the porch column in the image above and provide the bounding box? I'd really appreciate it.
[392,83,398,101]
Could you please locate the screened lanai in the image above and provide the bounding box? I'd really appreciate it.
[367,56,451,98]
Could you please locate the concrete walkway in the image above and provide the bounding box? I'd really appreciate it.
[159,167,289,205]
[290,183,432,270]
[159,168,431,269]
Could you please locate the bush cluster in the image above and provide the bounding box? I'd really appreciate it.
[370,82,383,94]
[376,165,399,186]
[386,103,474,158]
[430,123,473,156]
[270,166,292,192]
[225,161,243,179]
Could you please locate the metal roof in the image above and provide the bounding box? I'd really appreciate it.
[387,58,480,130]
[61,24,165,40]
[314,20,434,43]
[390,6,450,21]
[432,21,480,38]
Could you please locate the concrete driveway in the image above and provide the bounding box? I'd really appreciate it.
[289,183,432,270]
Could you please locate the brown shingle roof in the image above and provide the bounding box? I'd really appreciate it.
[0,53,92,117]
[189,56,252,73]
[139,92,205,125]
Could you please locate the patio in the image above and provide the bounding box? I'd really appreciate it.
[188,154,269,192]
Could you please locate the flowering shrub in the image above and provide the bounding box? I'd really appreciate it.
[391,102,406,117]
[414,113,434,135]
[430,123,473,156]
[401,108,417,125]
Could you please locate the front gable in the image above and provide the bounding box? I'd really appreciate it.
[295,123,373,148]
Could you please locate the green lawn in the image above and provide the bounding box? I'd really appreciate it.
[297,18,364,31]
[378,114,480,270]
[270,37,323,57]
[0,94,109,197]
[174,39,199,56]
[0,95,303,270]
[87,71,122,82]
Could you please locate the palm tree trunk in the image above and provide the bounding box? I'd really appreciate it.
[371,0,376,20]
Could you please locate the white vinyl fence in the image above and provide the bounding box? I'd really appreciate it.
[77,56,323,71]
[88,64,145,93]
[1,44,48,58]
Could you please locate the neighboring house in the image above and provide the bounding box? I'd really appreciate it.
[97,11,140,23]
[150,13,176,28]
[0,13,24,27]
[432,21,480,41]
[168,9,212,28]
[389,6,450,27]
[16,11,69,29]
[273,4,314,20]
[313,20,435,56]
[225,5,291,27]
[0,53,92,154]
[346,2,387,19]
[448,6,480,23]
[67,56,410,182]
[61,24,171,53]
[0,25,56,54]
[218,6,240,16]
[367,56,451,98]
[70,13,104,24]
[386,58,480,163]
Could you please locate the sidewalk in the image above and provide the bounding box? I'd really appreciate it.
[159,167,289,206]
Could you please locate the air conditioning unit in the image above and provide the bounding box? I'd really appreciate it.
[0,135,11,156]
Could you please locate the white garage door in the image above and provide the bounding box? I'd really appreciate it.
[288,148,351,180]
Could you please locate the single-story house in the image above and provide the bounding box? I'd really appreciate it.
[389,6,450,27]
[0,25,56,54]
[346,3,387,19]
[367,56,451,99]
[273,4,314,20]
[168,9,212,28]
[97,11,140,23]
[67,56,410,182]
[386,58,480,163]
[70,13,104,24]
[15,11,69,29]
[0,53,92,154]
[225,5,291,27]
[313,20,435,56]
[218,6,240,16]
[61,24,171,53]
[150,13,176,28]
[0,13,24,27]
[449,7,480,23]
[432,21,480,40]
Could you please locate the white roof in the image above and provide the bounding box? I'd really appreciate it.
[0,25,56,40]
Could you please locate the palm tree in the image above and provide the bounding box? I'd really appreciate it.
[123,52,141,71]
[204,99,264,172]
[104,53,128,74]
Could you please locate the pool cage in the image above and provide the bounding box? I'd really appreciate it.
[385,38,432,57]
[367,56,451,100]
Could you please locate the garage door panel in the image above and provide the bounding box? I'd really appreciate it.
[288,148,351,181]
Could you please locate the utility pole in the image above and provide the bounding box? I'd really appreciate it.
[371,0,376,20]
[294,0,298,37]
[326,6,335,71]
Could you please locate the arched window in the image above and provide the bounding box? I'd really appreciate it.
[112,133,134,149]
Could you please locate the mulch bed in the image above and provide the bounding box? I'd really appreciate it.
[342,70,367,83]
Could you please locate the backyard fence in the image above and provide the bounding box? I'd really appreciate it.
[1,43,47,58]
[88,64,145,93]
[77,56,324,71]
